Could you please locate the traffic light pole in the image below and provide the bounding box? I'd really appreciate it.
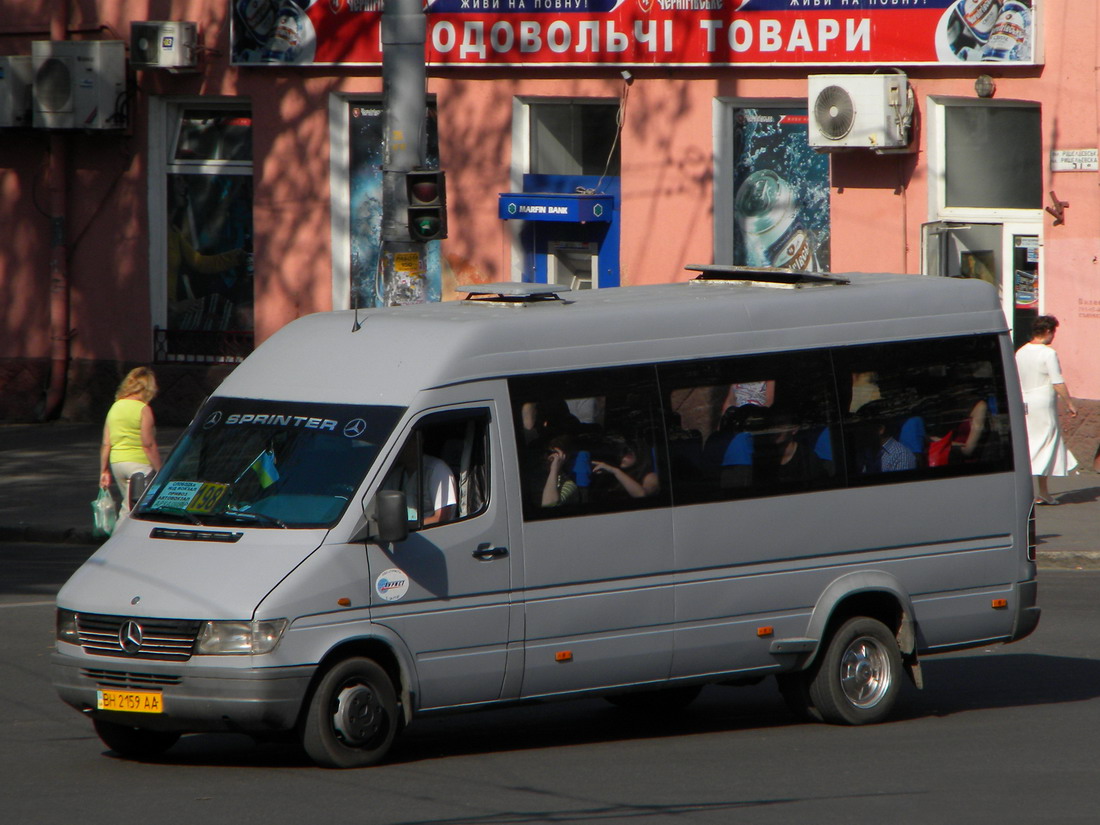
[380,0,428,305]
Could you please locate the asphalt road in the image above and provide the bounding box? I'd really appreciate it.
[4,544,1099,824]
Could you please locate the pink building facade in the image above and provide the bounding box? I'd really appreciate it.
[1,1,1098,424]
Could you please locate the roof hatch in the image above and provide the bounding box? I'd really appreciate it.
[686,264,850,288]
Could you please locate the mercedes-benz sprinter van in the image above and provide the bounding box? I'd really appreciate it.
[53,268,1039,767]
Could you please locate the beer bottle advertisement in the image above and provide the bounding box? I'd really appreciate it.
[732,107,830,273]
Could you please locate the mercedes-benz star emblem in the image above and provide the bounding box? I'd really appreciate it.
[343,418,367,439]
[119,620,144,655]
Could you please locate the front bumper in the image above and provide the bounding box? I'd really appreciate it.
[52,650,314,735]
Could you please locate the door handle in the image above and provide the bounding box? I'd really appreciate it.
[473,542,508,561]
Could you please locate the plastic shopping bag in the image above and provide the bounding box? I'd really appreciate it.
[92,487,118,538]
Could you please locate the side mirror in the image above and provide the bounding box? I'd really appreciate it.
[370,490,409,545]
[129,472,149,509]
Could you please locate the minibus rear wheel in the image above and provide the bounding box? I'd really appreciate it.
[808,617,902,725]
[302,657,398,768]
[93,719,180,760]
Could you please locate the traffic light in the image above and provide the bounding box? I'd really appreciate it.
[405,169,447,242]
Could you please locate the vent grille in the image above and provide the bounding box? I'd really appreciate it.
[76,613,203,662]
[813,84,856,140]
[82,668,183,688]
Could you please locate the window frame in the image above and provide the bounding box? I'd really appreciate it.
[926,96,1044,223]
[148,96,254,359]
[381,408,493,532]
[508,333,1014,521]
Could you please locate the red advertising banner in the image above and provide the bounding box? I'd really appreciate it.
[231,0,1038,68]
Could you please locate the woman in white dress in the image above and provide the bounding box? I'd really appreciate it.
[1015,316,1078,504]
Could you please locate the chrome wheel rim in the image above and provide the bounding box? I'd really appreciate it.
[839,635,892,709]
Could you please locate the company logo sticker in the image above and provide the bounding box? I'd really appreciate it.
[344,418,367,439]
[203,411,223,429]
[375,568,410,602]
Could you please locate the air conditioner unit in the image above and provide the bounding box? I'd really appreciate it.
[808,74,913,153]
[32,40,127,130]
[0,55,33,127]
[131,21,198,70]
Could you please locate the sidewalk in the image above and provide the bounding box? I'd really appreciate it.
[1,421,1098,567]
[0,423,184,545]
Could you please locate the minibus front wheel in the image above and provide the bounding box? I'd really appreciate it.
[302,657,398,768]
[808,616,902,725]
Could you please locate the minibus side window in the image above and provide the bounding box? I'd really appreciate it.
[835,335,1013,483]
[380,411,491,530]
[509,366,669,521]
[659,350,841,505]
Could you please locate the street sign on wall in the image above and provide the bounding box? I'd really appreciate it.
[230,0,1042,68]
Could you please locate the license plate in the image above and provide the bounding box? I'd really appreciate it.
[97,689,163,714]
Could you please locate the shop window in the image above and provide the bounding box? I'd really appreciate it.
[944,104,1041,210]
[155,104,254,364]
[530,101,620,177]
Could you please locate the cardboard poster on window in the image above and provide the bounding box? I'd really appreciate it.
[230,0,1041,68]
[348,103,441,308]
[732,108,830,272]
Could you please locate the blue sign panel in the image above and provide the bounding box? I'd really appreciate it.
[498,193,614,223]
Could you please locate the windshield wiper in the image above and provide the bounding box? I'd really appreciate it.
[218,509,288,529]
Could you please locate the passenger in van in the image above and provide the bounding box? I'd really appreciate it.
[541,436,580,508]
[386,442,458,526]
[950,394,990,463]
[521,400,581,448]
[590,434,660,500]
[855,401,917,474]
[701,404,769,490]
[897,415,927,466]
[566,396,605,427]
[849,370,882,413]
[758,410,828,486]
[723,379,775,411]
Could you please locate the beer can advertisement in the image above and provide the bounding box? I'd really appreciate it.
[733,108,830,273]
[231,0,1041,68]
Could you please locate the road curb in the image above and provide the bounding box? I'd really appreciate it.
[1036,551,1100,570]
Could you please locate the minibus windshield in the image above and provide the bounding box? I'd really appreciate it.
[133,398,403,528]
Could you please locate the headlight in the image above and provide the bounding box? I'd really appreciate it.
[57,608,79,644]
[194,619,288,655]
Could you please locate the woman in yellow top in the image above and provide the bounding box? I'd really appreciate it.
[99,367,163,515]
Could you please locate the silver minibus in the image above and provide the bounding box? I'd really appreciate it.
[53,268,1039,767]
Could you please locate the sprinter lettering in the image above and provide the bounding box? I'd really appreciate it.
[225,413,338,431]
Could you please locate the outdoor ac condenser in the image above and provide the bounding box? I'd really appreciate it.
[131,22,198,70]
[32,40,127,130]
[807,73,913,153]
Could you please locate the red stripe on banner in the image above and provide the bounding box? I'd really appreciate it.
[288,5,1015,68]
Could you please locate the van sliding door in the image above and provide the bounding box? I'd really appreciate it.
[509,366,674,698]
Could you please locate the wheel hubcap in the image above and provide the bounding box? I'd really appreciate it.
[839,636,891,708]
[332,682,384,746]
